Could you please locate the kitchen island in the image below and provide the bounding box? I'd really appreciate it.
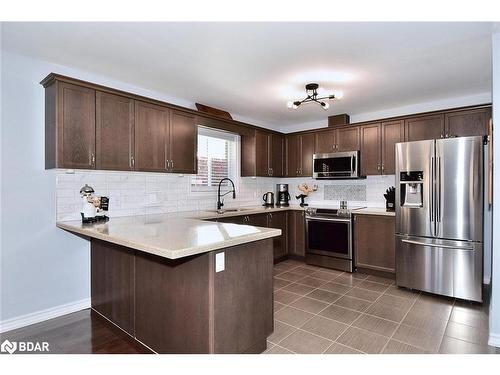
[58,214,281,354]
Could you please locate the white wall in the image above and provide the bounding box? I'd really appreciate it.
[489,32,500,348]
[279,92,492,134]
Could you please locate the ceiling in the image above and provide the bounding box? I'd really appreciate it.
[1,22,495,129]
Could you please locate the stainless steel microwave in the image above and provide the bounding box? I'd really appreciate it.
[313,151,360,179]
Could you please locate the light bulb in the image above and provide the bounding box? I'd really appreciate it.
[292,104,299,110]
[286,100,294,109]
[322,102,330,110]
[334,91,344,99]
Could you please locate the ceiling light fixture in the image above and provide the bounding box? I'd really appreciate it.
[286,83,340,111]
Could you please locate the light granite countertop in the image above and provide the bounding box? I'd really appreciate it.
[57,214,281,260]
[57,204,394,260]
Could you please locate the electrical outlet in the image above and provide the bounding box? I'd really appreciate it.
[215,252,225,272]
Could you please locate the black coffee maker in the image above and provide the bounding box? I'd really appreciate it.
[276,184,291,207]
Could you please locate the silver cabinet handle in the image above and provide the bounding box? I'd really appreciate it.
[377,164,380,171]
[165,159,169,171]
[89,153,95,167]
[171,160,174,171]
[401,239,474,251]
[130,156,135,169]
[381,164,384,173]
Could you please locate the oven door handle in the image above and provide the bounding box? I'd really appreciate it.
[351,155,355,173]
[306,217,351,223]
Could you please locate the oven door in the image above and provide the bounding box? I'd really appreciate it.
[313,152,358,179]
[305,217,352,259]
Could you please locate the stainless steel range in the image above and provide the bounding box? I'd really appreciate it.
[305,204,364,272]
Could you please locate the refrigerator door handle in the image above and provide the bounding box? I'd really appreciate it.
[437,156,441,223]
[401,239,474,251]
[430,156,434,223]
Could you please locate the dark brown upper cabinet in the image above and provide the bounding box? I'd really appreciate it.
[336,126,360,152]
[44,81,96,169]
[381,120,404,175]
[360,120,403,176]
[285,133,314,177]
[96,92,135,171]
[314,129,336,153]
[444,107,491,138]
[169,111,197,174]
[404,114,445,142]
[241,130,283,177]
[360,123,381,176]
[134,101,169,172]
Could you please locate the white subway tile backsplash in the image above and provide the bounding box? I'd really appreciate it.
[55,170,395,220]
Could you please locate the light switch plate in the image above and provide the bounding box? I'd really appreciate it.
[215,252,225,272]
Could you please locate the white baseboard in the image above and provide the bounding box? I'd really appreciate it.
[0,298,91,333]
[488,333,500,348]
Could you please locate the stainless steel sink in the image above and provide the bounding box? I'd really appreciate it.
[205,208,253,214]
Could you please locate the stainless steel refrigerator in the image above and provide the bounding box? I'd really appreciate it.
[395,136,484,302]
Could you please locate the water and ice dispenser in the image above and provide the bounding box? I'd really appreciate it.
[400,171,424,208]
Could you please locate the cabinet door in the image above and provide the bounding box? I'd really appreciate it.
[360,123,381,176]
[270,134,284,177]
[169,111,197,174]
[336,126,360,151]
[286,134,300,177]
[134,101,169,172]
[255,130,270,176]
[218,215,246,224]
[300,133,315,177]
[267,212,287,260]
[314,130,336,153]
[445,108,491,138]
[288,210,305,257]
[354,215,395,273]
[96,92,134,171]
[247,213,268,227]
[57,82,96,169]
[381,120,404,175]
[405,114,444,141]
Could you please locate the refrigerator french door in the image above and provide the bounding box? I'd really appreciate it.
[395,136,483,302]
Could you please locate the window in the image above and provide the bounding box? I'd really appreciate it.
[191,127,239,190]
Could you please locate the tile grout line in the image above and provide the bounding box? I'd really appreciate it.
[274,268,390,354]
[378,289,420,354]
[273,261,425,354]
[325,281,394,353]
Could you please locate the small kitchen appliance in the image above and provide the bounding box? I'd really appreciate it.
[80,184,109,223]
[313,151,361,179]
[262,192,275,207]
[276,184,291,207]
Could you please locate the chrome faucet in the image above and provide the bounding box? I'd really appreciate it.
[217,178,236,210]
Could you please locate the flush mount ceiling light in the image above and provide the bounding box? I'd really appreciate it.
[286,83,341,111]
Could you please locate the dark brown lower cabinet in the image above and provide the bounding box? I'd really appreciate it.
[266,212,287,260]
[354,214,396,273]
[287,210,305,258]
[91,238,273,354]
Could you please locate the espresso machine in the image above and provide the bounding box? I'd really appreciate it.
[276,184,291,207]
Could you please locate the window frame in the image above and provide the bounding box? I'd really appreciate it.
[190,126,240,193]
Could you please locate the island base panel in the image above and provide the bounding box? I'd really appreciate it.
[90,238,274,353]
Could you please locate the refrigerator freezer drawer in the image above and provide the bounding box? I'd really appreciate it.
[396,235,482,302]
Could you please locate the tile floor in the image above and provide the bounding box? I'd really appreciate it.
[265,259,498,354]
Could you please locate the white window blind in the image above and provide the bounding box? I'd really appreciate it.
[191,127,238,190]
